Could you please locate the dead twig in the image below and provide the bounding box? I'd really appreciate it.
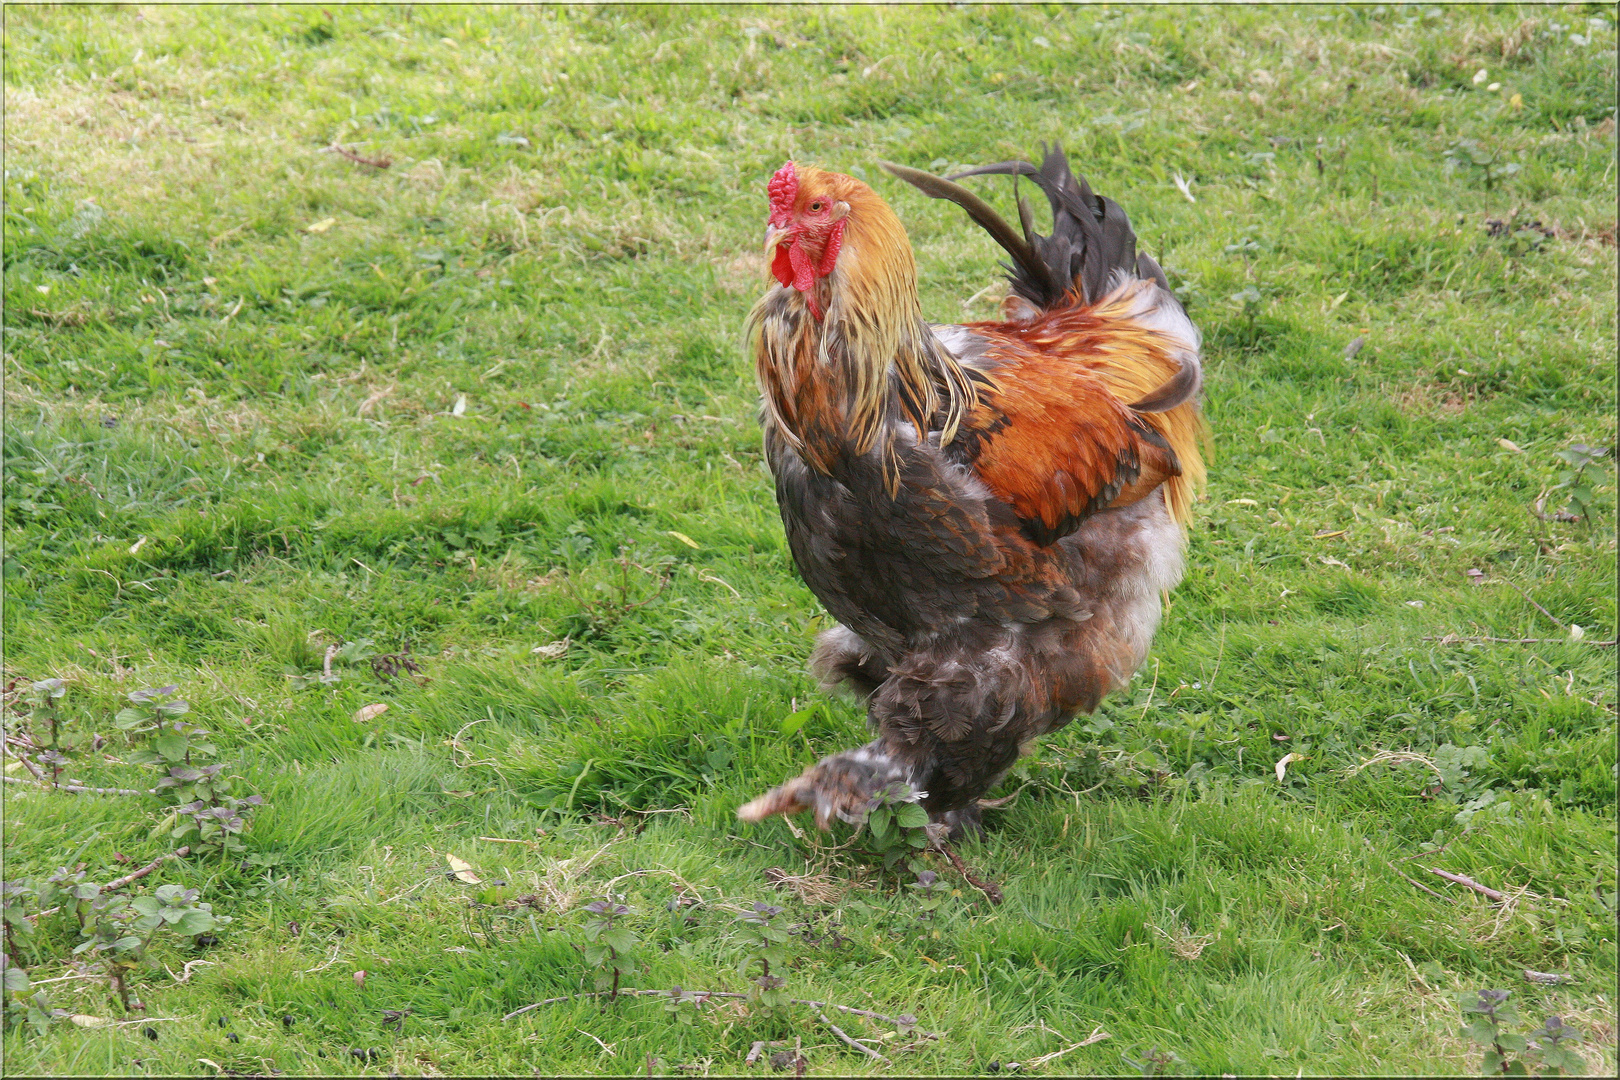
[1428,868,1505,902]
[746,1039,792,1065]
[104,847,191,893]
[163,959,215,984]
[936,841,1004,905]
[323,143,392,169]
[1022,1027,1112,1068]
[1399,838,1455,862]
[1496,577,1566,629]
[5,746,49,782]
[815,1009,888,1063]
[2,775,152,797]
[1391,864,1457,903]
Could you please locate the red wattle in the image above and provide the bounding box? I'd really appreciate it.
[787,240,815,294]
[786,241,823,319]
[771,244,795,288]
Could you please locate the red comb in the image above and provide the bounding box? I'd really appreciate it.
[767,161,797,225]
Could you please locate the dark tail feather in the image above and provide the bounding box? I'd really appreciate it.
[1128,354,1201,413]
[920,144,1144,310]
[878,161,1060,301]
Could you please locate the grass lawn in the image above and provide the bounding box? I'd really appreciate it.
[3,4,1615,1075]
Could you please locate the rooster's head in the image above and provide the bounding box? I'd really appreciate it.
[763,161,906,321]
[752,159,960,476]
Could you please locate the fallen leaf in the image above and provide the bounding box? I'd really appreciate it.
[1318,555,1349,569]
[354,970,367,989]
[1275,753,1304,783]
[1226,498,1259,506]
[1465,568,1485,585]
[305,217,337,234]
[1497,438,1523,453]
[441,789,474,799]
[667,530,701,549]
[128,536,148,555]
[1344,336,1365,359]
[1569,625,1585,642]
[1313,529,1346,539]
[531,640,568,659]
[70,1014,110,1027]
[446,854,482,884]
[1406,600,1425,608]
[197,1059,224,1075]
[451,394,467,417]
[353,703,388,723]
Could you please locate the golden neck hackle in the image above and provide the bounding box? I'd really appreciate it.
[749,171,976,484]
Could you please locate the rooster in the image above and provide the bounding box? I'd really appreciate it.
[737,146,1205,839]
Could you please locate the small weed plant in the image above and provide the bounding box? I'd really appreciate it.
[1541,443,1611,526]
[1444,138,1522,191]
[1459,990,1586,1076]
[3,876,222,1019]
[735,901,793,1016]
[579,899,639,1000]
[857,783,934,877]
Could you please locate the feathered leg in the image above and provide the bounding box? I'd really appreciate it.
[736,739,913,829]
[739,635,1030,832]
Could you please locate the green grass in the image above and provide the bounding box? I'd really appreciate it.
[2,3,1615,1075]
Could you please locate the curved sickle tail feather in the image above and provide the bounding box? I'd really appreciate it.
[885,144,1185,317]
[1127,346,1202,414]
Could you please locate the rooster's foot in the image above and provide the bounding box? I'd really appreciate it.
[737,740,911,831]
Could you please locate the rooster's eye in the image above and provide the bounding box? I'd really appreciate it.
[809,201,823,212]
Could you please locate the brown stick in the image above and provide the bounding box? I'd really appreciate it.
[104,847,191,893]
[1428,868,1506,902]
[17,905,62,929]
[815,1009,888,1063]
[7,752,48,782]
[1497,578,1566,629]
[937,841,1004,905]
[746,1040,792,1065]
[2,775,152,796]
[1392,866,1456,903]
[323,144,392,169]
[1399,838,1454,862]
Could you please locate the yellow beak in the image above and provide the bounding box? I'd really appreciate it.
[763,224,789,256]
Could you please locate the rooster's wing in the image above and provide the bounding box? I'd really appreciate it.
[941,327,1183,548]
